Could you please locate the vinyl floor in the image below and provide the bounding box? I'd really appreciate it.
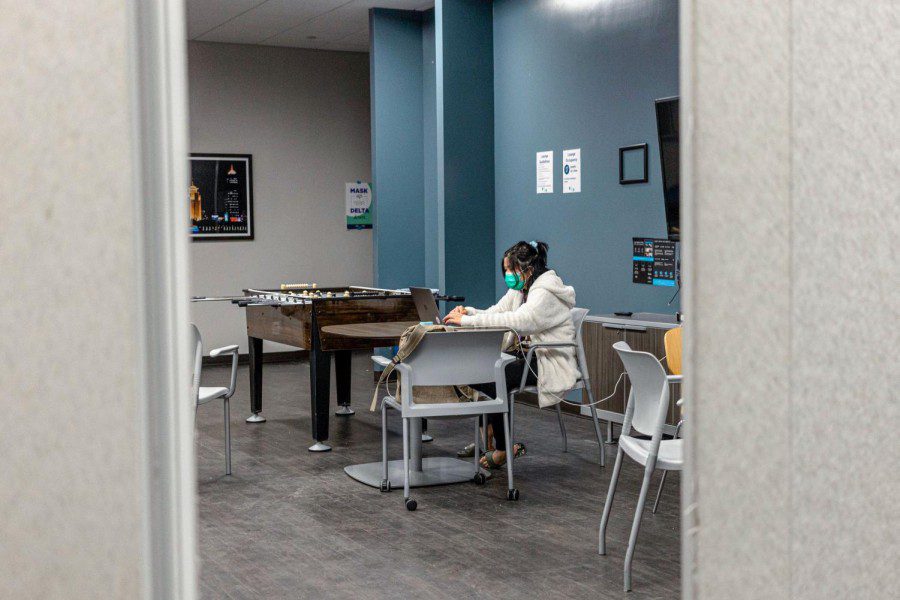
[196,355,680,599]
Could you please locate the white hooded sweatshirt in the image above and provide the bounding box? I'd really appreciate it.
[460,270,578,408]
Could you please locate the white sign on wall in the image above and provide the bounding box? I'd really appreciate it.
[536,150,554,194]
[562,148,581,193]
[345,181,372,229]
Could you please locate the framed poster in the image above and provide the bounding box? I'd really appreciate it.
[619,144,648,185]
[189,153,253,240]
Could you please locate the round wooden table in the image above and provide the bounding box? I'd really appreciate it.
[321,320,419,342]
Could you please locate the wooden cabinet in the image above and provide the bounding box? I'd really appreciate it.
[582,315,681,428]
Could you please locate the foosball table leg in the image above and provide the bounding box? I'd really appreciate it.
[334,350,355,416]
[246,336,266,423]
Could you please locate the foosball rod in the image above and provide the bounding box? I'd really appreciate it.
[191,295,252,302]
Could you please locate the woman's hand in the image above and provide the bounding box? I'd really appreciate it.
[443,306,467,325]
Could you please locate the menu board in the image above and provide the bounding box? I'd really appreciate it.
[190,154,253,240]
[632,238,678,287]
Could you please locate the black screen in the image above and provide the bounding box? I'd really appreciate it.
[655,97,680,241]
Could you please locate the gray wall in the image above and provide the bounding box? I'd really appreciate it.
[684,0,900,597]
[0,1,147,597]
[493,0,679,313]
[188,42,373,353]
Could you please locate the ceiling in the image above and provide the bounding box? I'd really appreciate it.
[186,0,434,53]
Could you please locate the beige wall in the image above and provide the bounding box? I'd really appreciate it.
[0,1,146,598]
[684,0,899,597]
[187,42,373,353]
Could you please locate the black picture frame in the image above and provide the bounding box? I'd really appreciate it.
[619,143,649,185]
[189,153,254,240]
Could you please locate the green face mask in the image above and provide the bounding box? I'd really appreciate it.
[504,272,525,291]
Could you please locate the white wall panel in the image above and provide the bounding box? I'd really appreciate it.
[0,1,145,597]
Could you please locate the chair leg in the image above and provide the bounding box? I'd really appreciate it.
[652,471,668,514]
[402,417,411,501]
[473,418,481,475]
[624,462,656,592]
[556,402,567,452]
[589,405,605,467]
[502,412,517,500]
[223,397,232,476]
[508,391,516,442]
[599,448,624,555]
[381,402,389,486]
[652,420,682,513]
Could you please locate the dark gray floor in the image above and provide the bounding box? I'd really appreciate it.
[196,355,680,599]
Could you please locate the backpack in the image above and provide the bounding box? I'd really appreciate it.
[369,323,480,411]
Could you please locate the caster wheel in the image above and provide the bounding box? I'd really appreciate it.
[507,489,520,501]
[405,499,417,511]
[380,480,392,493]
[473,473,486,485]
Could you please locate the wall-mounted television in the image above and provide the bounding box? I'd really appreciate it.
[655,97,680,241]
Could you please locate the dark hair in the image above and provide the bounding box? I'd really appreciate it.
[501,240,549,291]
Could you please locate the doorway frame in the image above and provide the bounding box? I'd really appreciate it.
[127,0,196,598]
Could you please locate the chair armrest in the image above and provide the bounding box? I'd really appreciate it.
[525,342,576,349]
[496,353,519,369]
[371,355,392,368]
[209,345,239,398]
[666,374,683,383]
[517,342,577,390]
[209,344,239,357]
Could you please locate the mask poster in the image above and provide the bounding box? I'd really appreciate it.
[189,154,254,240]
[345,181,373,230]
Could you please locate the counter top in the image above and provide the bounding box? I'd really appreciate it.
[587,312,681,330]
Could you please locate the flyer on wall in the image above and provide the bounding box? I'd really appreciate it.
[346,181,373,229]
[189,154,253,240]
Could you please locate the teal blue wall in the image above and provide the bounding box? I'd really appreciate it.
[439,0,495,308]
[370,3,494,306]
[370,9,426,289]
[493,0,680,313]
[371,0,679,313]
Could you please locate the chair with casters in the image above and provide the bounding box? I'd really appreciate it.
[373,328,517,511]
[598,341,683,592]
[508,307,606,466]
[653,326,684,514]
[191,324,239,476]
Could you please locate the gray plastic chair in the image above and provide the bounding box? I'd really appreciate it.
[373,328,517,510]
[598,341,683,591]
[191,324,240,476]
[508,307,606,466]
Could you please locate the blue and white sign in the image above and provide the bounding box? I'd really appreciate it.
[563,148,581,193]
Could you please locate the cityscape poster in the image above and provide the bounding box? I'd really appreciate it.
[189,154,253,240]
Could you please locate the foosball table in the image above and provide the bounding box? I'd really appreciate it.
[222,285,462,452]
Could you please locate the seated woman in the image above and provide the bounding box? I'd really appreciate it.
[443,240,579,469]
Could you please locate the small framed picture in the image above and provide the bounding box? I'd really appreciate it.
[189,153,254,240]
[619,143,648,185]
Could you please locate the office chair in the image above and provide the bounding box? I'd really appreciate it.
[508,307,606,466]
[191,324,239,476]
[653,326,684,513]
[599,341,683,592]
[373,329,517,510]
